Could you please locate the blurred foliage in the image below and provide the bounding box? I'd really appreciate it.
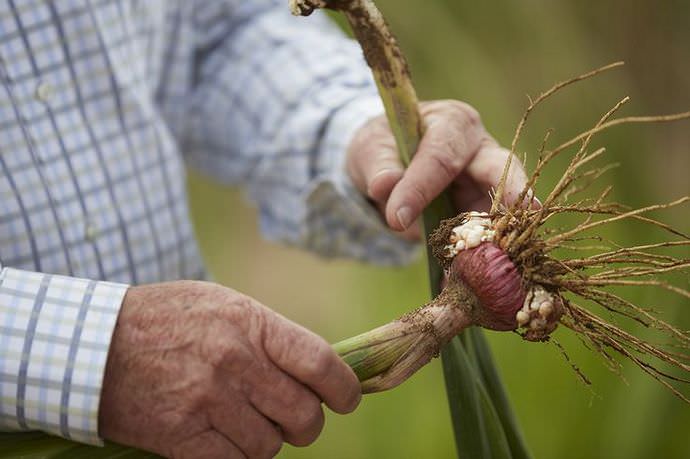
[188,1,689,458]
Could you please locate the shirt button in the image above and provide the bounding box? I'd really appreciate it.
[85,221,99,241]
[35,81,54,102]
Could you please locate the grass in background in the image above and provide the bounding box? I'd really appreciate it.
[188,1,689,457]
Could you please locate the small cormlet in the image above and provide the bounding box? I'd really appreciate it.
[444,212,496,257]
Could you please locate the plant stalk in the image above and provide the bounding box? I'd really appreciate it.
[291,1,531,458]
[334,283,477,393]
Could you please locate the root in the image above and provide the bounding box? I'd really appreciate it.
[492,61,625,214]
[486,62,690,403]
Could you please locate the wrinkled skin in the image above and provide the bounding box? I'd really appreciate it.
[98,100,531,458]
[99,281,361,459]
[346,100,531,239]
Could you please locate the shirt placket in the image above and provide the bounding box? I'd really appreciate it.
[0,7,93,277]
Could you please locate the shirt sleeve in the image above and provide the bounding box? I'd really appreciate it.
[0,265,128,446]
[177,0,419,265]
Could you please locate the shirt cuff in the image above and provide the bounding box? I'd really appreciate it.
[309,94,420,265]
[0,267,128,446]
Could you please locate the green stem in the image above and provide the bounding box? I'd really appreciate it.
[333,320,418,383]
[291,0,424,165]
[333,284,477,393]
[292,1,531,458]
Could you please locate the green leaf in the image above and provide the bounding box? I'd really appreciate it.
[441,337,492,459]
[476,373,512,459]
[442,331,528,459]
[468,328,532,459]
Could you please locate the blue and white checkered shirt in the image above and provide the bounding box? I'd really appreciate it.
[0,0,415,446]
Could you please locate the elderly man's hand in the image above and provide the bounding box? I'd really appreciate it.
[98,281,360,459]
[347,100,530,239]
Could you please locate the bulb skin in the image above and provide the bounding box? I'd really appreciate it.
[450,242,526,331]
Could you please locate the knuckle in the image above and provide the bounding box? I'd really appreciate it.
[210,291,251,324]
[197,281,235,307]
[206,332,240,366]
[166,370,215,413]
[227,292,259,317]
[430,148,463,180]
[462,104,482,127]
[225,295,269,341]
[304,340,335,383]
[446,100,481,126]
[188,385,214,413]
[208,338,254,377]
[263,319,302,364]
[478,135,500,152]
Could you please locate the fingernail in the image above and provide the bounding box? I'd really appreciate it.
[528,189,542,209]
[396,206,413,229]
[525,188,542,209]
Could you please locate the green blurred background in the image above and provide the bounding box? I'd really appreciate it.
[188,1,690,458]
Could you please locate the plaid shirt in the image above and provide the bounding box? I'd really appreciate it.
[0,0,415,446]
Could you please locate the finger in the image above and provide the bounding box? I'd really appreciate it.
[209,400,283,458]
[171,430,245,459]
[464,144,531,207]
[243,360,324,447]
[368,165,404,204]
[349,147,404,204]
[385,111,488,230]
[262,311,361,414]
[451,174,492,212]
[346,118,404,203]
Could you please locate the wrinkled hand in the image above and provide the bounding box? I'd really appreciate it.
[347,100,530,239]
[99,281,360,459]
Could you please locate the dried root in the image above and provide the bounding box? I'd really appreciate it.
[480,62,690,402]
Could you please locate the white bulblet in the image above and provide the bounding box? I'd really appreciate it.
[444,212,495,257]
